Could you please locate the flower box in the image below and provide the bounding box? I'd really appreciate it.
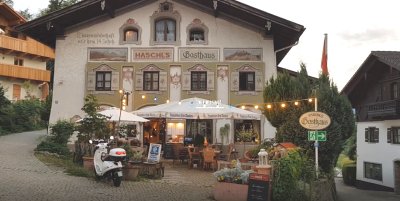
[213,182,248,201]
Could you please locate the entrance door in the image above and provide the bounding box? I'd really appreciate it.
[395,161,400,194]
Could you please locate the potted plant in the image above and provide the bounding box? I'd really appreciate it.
[121,143,141,181]
[74,95,110,170]
[212,163,254,201]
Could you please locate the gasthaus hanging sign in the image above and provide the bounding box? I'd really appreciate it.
[299,111,331,130]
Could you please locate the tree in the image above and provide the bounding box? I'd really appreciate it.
[18,8,33,20]
[38,0,80,17]
[0,0,13,7]
[0,84,10,108]
[263,63,355,174]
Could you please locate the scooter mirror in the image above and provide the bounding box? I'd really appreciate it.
[110,136,114,140]
[89,140,93,144]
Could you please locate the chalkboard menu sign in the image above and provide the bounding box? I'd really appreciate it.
[163,144,174,159]
[247,173,270,201]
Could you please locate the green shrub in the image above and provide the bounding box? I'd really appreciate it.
[50,120,75,144]
[342,162,356,186]
[36,141,71,156]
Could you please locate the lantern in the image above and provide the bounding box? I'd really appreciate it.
[258,149,268,167]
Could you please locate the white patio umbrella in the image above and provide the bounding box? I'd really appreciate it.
[99,107,149,123]
[132,97,260,120]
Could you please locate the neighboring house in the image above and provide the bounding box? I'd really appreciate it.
[16,0,304,146]
[342,51,400,193]
[0,2,54,101]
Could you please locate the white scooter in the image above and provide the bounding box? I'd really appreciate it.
[89,136,126,187]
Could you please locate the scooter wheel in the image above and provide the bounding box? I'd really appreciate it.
[93,168,101,181]
[112,174,121,187]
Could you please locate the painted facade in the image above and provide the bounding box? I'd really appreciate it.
[0,3,53,101]
[17,0,304,147]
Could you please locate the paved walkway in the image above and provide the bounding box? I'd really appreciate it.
[0,130,215,201]
[2,130,399,201]
[336,178,400,201]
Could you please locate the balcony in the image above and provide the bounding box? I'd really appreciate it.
[0,35,55,59]
[367,100,400,119]
[0,63,50,82]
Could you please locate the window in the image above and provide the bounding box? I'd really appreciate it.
[14,58,23,66]
[143,71,159,91]
[150,2,181,46]
[191,71,207,91]
[364,162,382,181]
[186,19,208,45]
[391,83,398,99]
[189,29,204,42]
[387,127,400,144]
[239,72,255,91]
[365,127,379,143]
[155,19,176,42]
[124,28,138,42]
[96,71,112,91]
[119,18,142,45]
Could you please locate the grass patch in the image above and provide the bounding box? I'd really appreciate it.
[35,152,94,177]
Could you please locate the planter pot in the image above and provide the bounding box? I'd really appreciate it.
[213,182,248,201]
[123,164,140,181]
[82,156,94,171]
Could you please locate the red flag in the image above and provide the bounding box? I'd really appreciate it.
[321,34,328,75]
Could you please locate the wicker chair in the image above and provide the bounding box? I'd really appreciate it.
[203,148,216,171]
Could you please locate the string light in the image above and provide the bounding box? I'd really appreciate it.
[241,105,245,109]
[254,105,259,109]
[262,97,316,110]
[166,100,170,103]
[141,95,146,99]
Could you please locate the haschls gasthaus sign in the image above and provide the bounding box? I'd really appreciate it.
[299,111,331,130]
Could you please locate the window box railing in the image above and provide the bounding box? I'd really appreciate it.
[367,100,400,118]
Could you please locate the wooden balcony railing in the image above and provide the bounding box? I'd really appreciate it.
[0,63,51,82]
[0,35,55,59]
[367,100,400,118]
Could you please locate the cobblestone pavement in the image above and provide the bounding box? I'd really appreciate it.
[0,130,216,201]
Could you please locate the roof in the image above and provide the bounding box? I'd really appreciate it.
[341,51,400,96]
[15,0,305,64]
[277,66,318,82]
[0,2,26,26]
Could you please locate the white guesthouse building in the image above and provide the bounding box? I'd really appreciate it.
[17,0,304,147]
[342,51,400,193]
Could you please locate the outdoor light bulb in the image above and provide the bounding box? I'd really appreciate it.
[154,97,157,101]
[241,106,245,109]
[119,89,123,94]
[142,95,146,99]
[267,104,272,109]
[281,103,286,108]
[166,100,170,103]
[308,98,313,102]
[179,101,182,105]
[122,106,126,110]
[254,105,259,109]
[294,101,299,106]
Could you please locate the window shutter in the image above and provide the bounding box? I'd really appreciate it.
[135,71,143,91]
[87,71,95,91]
[207,71,215,91]
[182,71,191,91]
[231,72,239,91]
[387,128,392,143]
[374,128,379,142]
[255,71,263,92]
[111,71,120,91]
[159,71,168,91]
[365,128,369,142]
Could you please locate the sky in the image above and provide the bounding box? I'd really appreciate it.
[13,0,400,90]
